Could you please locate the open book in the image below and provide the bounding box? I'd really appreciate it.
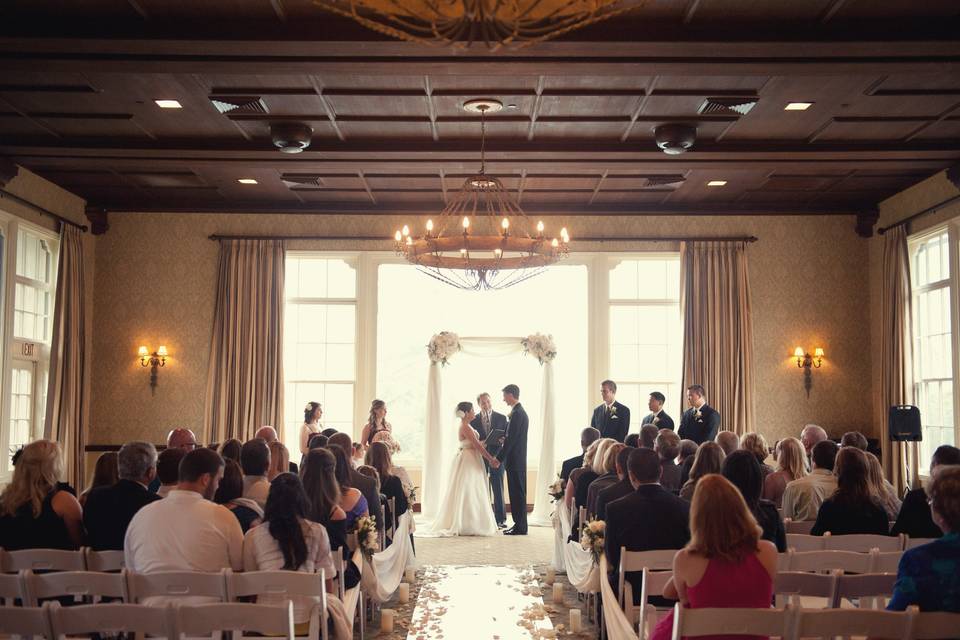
[484,428,506,457]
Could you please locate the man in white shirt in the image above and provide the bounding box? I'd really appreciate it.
[240,438,271,509]
[781,439,839,521]
[124,448,243,604]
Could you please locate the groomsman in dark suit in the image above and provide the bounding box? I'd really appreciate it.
[471,392,509,528]
[560,427,601,484]
[590,380,630,442]
[677,384,721,445]
[641,391,674,431]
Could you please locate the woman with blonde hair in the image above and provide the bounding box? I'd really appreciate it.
[0,440,83,549]
[679,442,725,500]
[865,451,902,520]
[740,432,773,478]
[360,399,392,448]
[762,436,807,507]
[651,474,778,640]
[587,442,626,517]
[267,440,291,481]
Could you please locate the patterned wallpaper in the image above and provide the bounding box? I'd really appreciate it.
[89,211,873,448]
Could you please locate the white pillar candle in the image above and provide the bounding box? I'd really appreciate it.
[398,582,410,603]
[570,608,582,633]
[552,582,564,604]
[545,567,556,584]
[405,568,416,583]
[380,609,395,633]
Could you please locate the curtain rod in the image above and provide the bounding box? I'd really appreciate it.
[877,193,960,235]
[0,188,89,232]
[208,233,758,243]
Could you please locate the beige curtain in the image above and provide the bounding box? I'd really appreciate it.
[680,241,755,435]
[880,225,914,493]
[44,224,87,490]
[204,239,285,444]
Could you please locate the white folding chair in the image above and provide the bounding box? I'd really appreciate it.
[23,569,128,606]
[786,549,877,574]
[904,536,936,550]
[873,550,904,573]
[670,604,793,640]
[174,601,295,640]
[126,569,228,603]
[226,569,329,640]
[792,607,912,640]
[785,533,824,552]
[0,602,53,639]
[823,533,902,552]
[831,572,897,609]
[82,547,125,572]
[636,567,673,640]
[0,569,27,606]
[773,570,838,609]
[342,548,365,638]
[387,496,397,543]
[784,519,815,534]
[617,548,675,626]
[48,601,175,639]
[3,549,85,572]
[908,606,960,639]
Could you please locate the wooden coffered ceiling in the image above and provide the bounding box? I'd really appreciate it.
[1,1,959,230]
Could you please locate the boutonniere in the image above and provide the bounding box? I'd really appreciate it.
[694,408,703,423]
[652,416,660,425]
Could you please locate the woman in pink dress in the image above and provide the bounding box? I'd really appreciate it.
[652,474,778,640]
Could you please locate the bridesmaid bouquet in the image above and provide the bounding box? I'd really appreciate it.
[353,515,379,559]
[427,331,461,366]
[580,519,605,565]
[547,474,565,503]
[521,333,557,364]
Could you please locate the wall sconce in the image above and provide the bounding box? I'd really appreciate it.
[138,345,168,394]
[794,346,824,397]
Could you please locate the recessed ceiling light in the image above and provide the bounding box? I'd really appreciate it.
[707,180,727,187]
[237,178,258,185]
[784,102,813,111]
[154,99,182,109]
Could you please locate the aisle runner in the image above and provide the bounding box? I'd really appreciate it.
[408,565,554,639]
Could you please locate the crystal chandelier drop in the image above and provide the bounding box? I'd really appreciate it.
[394,99,570,290]
[313,0,640,49]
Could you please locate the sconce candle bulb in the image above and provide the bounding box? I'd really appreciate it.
[794,345,825,397]
[138,345,169,395]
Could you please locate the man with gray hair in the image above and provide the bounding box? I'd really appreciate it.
[800,423,828,456]
[83,441,160,550]
[715,430,740,457]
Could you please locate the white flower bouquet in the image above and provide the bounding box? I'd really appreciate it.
[547,474,565,503]
[580,518,605,565]
[404,484,419,504]
[427,331,461,366]
[521,333,557,365]
[352,515,379,559]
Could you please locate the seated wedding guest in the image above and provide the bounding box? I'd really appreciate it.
[656,429,682,494]
[215,459,263,533]
[360,399,392,448]
[811,447,888,536]
[329,432,383,533]
[887,465,960,613]
[782,439,838,521]
[300,401,323,456]
[218,438,242,464]
[800,423,828,457]
[893,445,960,539]
[255,425,292,473]
[155,447,186,498]
[267,440,291,481]
[641,391,674,431]
[80,451,118,507]
[866,451,902,520]
[84,441,160,550]
[240,438,272,509]
[650,475,777,640]
[320,427,339,438]
[352,442,365,467]
[596,445,635,520]
[763,436,807,508]
[591,379,631,443]
[605,448,690,605]
[366,441,409,539]
[328,443,369,530]
[715,430,740,457]
[125,448,243,604]
[243,473,344,637]
[587,442,625,517]
[677,439,698,487]
[624,433,641,448]
[740,432,773,479]
[0,440,83,550]
[168,427,199,451]
[309,433,329,450]
[841,430,869,451]
[639,424,659,449]
[371,431,414,489]
[356,464,379,487]
[301,449,359,589]
[722,450,786,551]
[575,438,616,518]
[566,438,601,509]
[680,441,724,500]
[678,385,721,445]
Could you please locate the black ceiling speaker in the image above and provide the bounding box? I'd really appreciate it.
[270,123,313,154]
[654,124,697,155]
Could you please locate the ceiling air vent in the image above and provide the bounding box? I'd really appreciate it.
[697,97,758,116]
[281,174,324,189]
[643,175,686,188]
[209,95,269,114]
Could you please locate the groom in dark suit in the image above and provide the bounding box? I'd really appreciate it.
[677,384,721,445]
[498,384,528,535]
[591,380,630,442]
[471,392,509,528]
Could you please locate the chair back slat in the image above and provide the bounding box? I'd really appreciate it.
[24,569,128,606]
[873,551,904,573]
[910,609,960,639]
[831,572,897,609]
[823,533,902,552]
[794,607,911,640]
[126,569,227,603]
[773,570,838,608]
[671,605,791,640]
[49,601,174,638]
[0,603,52,637]
[784,519,815,534]
[4,548,85,572]
[904,536,936,550]
[787,549,876,574]
[175,601,295,639]
[226,569,325,600]
[83,547,125,572]
[0,570,27,605]
[620,549,676,573]
[786,533,824,552]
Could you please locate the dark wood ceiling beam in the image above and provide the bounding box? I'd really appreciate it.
[423,76,439,142]
[126,0,149,20]
[588,170,609,205]
[527,76,544,141]
[224,114,739,124]
[268,0,287,22]
[0,96,61,138]
[683,0,702,24]
[819,0,850,24]
[622,76,659,142]
[307,76,345,142]
[903,102,960,142]
[356,170,376,204]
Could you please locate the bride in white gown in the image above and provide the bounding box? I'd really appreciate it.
[424,401,501,537]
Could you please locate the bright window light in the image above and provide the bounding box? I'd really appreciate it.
[784,102,813,111]
[154,99,182,109]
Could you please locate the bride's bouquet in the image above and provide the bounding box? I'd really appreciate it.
[521,333,557,365]
[580,518,605,565]
[427,331,461,366]
[547,474,565,503]
[352,515,379,559]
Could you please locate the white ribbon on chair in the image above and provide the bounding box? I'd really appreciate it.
[552,500,572,571]
[559,504,599,593]
[600,554,643,640]
[361,511,418,603]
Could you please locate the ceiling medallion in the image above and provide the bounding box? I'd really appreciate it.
[313,0,642,49]
[394,99,570,291]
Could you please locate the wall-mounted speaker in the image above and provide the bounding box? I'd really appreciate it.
[889,405,922,442]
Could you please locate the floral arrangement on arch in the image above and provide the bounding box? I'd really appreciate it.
[352,515,379,559]
[521,333,557,365]
[580,518,605,565]
[427,331,461,366]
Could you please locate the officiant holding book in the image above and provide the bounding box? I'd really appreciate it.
[471,391,508,528]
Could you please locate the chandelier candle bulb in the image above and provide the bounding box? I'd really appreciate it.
[380,609,395,633]
[551,238,559,248]
[406,236,413,246]
[537,220,545,235]
[462,216,470,229]
[570,609,582,633]
[426,219,434,232]
[502,218,510,232]
[552,582,564,604]
[402,225,409,236]
[398,582,410,603]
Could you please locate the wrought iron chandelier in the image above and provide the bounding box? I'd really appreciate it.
[313,0,640,49]
[394,99,570,290]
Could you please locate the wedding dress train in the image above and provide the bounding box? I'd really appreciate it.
[422,428,498,537]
